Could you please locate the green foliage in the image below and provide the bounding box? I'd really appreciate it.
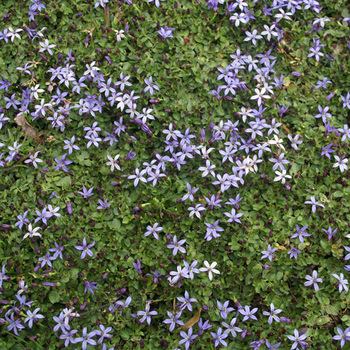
[0,0,350,349]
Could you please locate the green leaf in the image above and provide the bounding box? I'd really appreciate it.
[317,316,330,326]
[55,176,72,187]
[333,191,343,198]
[49,291,60,304]
[120,330,130,340]
[109,219,121,230]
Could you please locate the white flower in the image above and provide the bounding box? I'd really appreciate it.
[169,266,189,284]
[83,61,100,78]
[261,24,278,41]
[268,135,285,151]
[30,84,45,100]
[201,146,215,159]
[38,39,56,56]
[274,9,293,22]
[23,224,42,240]
[333,156,348,173]
[114,30,125,42]
[188,204,206,219]
[7,27,23,42]
[200,261,220,281]
[106,154,121,172]
[46,204,61,218]
[273,170,292,184]
[313,18,331,28]
[250,88,270,106]
[24,151,44,169]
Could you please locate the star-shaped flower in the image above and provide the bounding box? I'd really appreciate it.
[106,154,121,172]
[200,261,220,281]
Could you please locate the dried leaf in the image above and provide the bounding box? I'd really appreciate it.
[14,115,39,140]
[181,308,202,331]
[184,34,194,46]
[276,243,287,251]
[282,124,292,135]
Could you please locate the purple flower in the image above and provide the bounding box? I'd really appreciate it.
[183,260,200,280]
[163,310,185,332]
[15,211,30,230]
[143,76,160,95]
[239,305,258,322]
[77,186,94,199]
[181,182,199,202]
[55,154,73,172]
[222,317,242,337]
[38,253,55,268]
[304,196,324,213]
[75,327,98,350]
[198,318,212,335]
[0,265,9,289]
[146,270,163,284]
[128,168,147,187]
[24,308,45,328]
[266,340,281,349]
[211,327,228,347]
[137,303,158,326]
[288,247,301,259]
[157,26,175,40]
[125,150,136,161]
[261,244,278,262]
[97,198,111,210]
[84,280,98,295]
[321,144,335,159]
[217,300,235,319]
[250,340,265,349]
[177,291,197,312]
[224,208,244,224]
[49,242,64,260]
[332,273,349,293]
[35,208,51,225]
[179,327,198,350]
[322,226,337,241]
[290,224,310,244]
[263,303,282,325]
[5,313,25,335]
[144,223,163,240]
[304,270,323,292]
[133,259,142,275]
[75,237,95,259]
[333,327,350,348]
[167,235,186,256]
[286,329,309,350]
[59,329,78,347]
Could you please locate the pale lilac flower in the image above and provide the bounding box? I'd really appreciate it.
[163,310,184,332]
[137,303,158,326]
[144,223,163,240]
[217,300,235,319]
[263,303,282,325]
[24,308,45,328]
[75,238,95,259]
[304,196,324,213]
[177,291,197,312]
[286,329,308,350]
[304,270,323,291]
[188,204,206,219]
[239,305,258,321]
[167,235,186,256]
[332,273,349,293]
[261,244,278,262]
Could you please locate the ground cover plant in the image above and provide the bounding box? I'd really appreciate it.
[0,0,350,348]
